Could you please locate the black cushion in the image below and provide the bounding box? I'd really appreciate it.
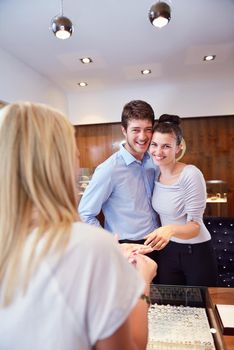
[204,216,234,287]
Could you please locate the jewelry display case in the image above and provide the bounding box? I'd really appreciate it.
[206,180,228,217]
[147,285,226,350]
[76,167,95,196]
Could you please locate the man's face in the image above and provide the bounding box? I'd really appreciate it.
[121,119,153,160]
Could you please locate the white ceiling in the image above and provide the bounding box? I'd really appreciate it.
[0,0,234,94]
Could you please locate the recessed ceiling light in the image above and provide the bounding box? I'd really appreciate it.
[80,57,93,64]
[203,55,216,61]
[77,82,88,87]
[141,69,151,75]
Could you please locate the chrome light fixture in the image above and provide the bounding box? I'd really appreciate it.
[149,1,171,28]
[51,0,73,39]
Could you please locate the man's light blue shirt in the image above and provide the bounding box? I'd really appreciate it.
[78,144,160,240]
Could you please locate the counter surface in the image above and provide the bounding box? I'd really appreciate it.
[208,288,234,350]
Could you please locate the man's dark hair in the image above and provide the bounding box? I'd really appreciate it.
[121,100,155,130]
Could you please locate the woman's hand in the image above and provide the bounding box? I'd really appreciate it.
[144,225,174,250]
[134,254,157,285]
[118,242,155,283]
[119,243,153,260]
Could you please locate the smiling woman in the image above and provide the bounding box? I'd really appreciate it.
[146,114,218,287]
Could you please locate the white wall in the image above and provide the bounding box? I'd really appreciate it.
[1,47,233,125]
[68,73,234,125]
[0,48,68,115]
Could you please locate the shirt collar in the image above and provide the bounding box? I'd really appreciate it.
[119,143,150,166]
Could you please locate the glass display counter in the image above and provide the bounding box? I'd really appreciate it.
[76,167,95,196]
[147,285,226,350]
[206,180,228,217]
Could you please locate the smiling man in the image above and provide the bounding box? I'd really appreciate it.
[78,100,160,245]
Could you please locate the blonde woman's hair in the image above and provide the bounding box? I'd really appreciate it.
[0,102,78,306]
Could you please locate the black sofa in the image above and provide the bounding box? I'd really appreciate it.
[204,216,234,287]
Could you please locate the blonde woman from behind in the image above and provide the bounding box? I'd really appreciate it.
[0,102,156,350]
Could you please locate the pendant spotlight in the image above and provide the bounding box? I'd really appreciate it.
[149,1,171,29]
[51,0,74,39]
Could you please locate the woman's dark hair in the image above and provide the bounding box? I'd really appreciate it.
[121,100,155,130]
[153,114,183,145]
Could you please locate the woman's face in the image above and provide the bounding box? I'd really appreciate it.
[149,131,181,166]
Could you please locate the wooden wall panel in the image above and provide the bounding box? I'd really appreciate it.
[75,115,234,216]
[180,116,234,217]
[75,123,123,168]
[181,116,234,217]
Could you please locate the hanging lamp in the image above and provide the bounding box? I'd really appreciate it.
[149,1,171,28]
[51,0,74,39]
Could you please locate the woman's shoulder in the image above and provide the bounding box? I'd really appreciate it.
[66,222,143,288]
[69,222,132,265]
[70,221,116,248]
[179,164,205,187]
[181,164,203,177]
